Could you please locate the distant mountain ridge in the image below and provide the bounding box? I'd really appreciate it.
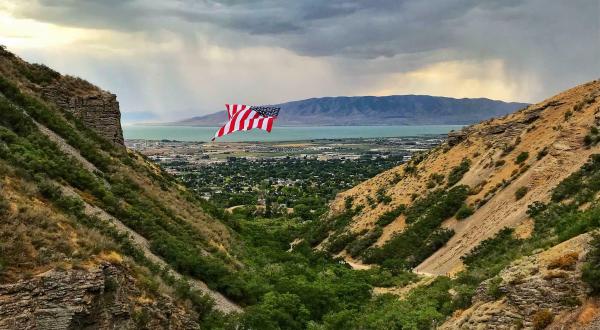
[172,95,528,126]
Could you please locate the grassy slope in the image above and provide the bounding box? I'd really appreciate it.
[324,80,600,275]
[0,47,241,324]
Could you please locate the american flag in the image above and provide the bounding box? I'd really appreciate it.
[212,104,280,141]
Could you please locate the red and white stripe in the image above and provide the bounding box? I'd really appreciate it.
[212,104,276,141]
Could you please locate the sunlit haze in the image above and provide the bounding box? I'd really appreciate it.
[1,1,598,123]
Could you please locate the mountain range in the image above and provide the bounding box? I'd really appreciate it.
[172,95,528,126]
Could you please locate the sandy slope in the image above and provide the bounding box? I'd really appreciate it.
[328,80,600,275]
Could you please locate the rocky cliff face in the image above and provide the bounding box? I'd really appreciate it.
[42,81,124,145]
[0,263,198,329]
[0,46,124,146]
[442,234,600,329]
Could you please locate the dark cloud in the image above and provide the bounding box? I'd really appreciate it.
[16,0,597,59]
[9,0,600,111]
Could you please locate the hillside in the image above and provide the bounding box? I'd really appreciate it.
[0,47,242,328]
[172,95,527,126]
[305,80,600,327]
[324,80,600,275]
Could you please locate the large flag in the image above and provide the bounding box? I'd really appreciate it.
[212,104,280,141]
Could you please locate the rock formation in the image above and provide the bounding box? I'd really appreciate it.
[442,234,600,329]
[0,263,198,329]
[42,79,124,145]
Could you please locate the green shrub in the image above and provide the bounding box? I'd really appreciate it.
[582,234,600,294]
[17,63,60,85]
[455,204,474,220]
[0,195,8,215]
[364,186,467,266]
[376,189,392,205]
[515,187,528,200]
[536,147,548,160]
[241,292,310,330]
[501,144,515,156]
[404,165,417,175]
[391,173,402,184]
[460,228,520,282]
[515,152,529,164]
[495,159,506,167]
[584,135,593,146]
[486,276,504,299]
[344,196,354,210]
[552,155,600,203]
[376,205,405,227]
[366,196,376,209]
[592,127,599,135]
[447,159,471,187]
[326,232,357,254]
[347,228,383,258]
[564,110,573,120]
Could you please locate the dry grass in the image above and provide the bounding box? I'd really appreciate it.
[0,170,118,282]
[326,80,600,275]
[548,252,579,270]
[577,300,600,324]
[532,309,554,329]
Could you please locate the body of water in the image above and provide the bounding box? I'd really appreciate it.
[123,125,463,142]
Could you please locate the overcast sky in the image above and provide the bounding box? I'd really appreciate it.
[1,0,598,122]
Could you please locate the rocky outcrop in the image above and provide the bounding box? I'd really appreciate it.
[0,263,198,330]
[448,130,467,146]
[441,234,600,329]
[42,82,124,145]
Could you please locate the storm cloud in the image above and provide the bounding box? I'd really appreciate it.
[2,0,599,121]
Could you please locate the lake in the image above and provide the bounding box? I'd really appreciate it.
[123,125,463,142]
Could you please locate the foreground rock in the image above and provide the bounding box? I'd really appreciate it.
[0,263,198,329]
[441,234,600,329]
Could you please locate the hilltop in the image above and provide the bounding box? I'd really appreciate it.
[172,95,527,126]
[0,46,242,328]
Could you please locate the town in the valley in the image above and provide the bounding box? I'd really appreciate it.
[126,136,445,218]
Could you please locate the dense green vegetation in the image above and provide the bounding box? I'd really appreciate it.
[363,186,468,268]
[221,218,423,329]
[584,126,600,146]
[582,234,600,294]
[180,156,403,220]
[446,158,470,187]
[0,78,471,329]
[376,205,406,227]
[455,204,474,220]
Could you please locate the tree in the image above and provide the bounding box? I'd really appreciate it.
[241,292,310,330]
